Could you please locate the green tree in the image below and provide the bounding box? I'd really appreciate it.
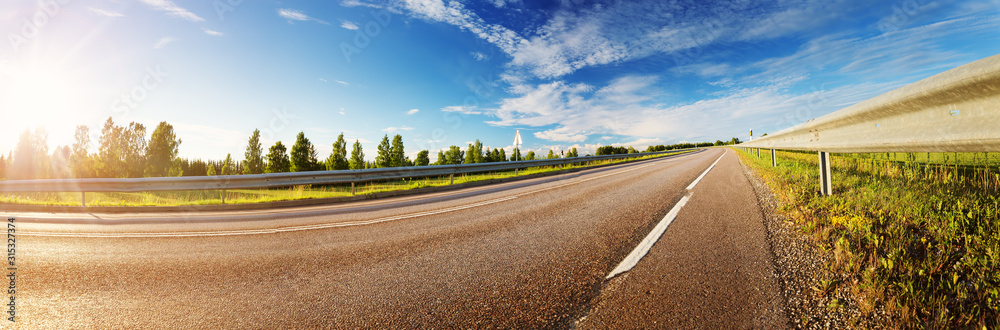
[243,129,265,174]
[389,134,405,167]
[483,147,494,162]
[266,141,290,173]
[290,132,320,172]
[97,118,147,178]
[465,140,484,164]
[181,159,209,177]
[349,140,365,170]
[124,122,147,178]
[463,140,484,164]
[567,147,579,158]
[728,137,742,145]
[435,150,446,165]
[444,146,464,165]
[50,146,71,178]
[464,144,474,164]
[207,163,217,176]
[375,135,391,168]
[511,148,521,161]
[415,150,430,166]
[10,128,49,179]
[325,133,349,170]
[498,148,507,162]
[145,122,181,177]
[525,151,536,160]
[546,149,558,159]
[222,154,235,175]
[70,125,95,178]
[97,118,124,178]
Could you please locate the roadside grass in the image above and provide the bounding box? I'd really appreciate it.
[0,150,693,207]
[738,148,1000,328]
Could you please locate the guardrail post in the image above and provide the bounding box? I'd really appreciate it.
[351,182,355,195]
[81,192,86,207]
[221,190,226,204]
[771,149,777,167]
[755,148,760,158]
[819,151,833,196]
[449,173,454,185]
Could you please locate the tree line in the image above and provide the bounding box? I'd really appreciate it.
[0,118,737,180]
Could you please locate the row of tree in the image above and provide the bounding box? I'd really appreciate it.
[1,119,181,180]
[0,118,738,180]
[643,140,730,153]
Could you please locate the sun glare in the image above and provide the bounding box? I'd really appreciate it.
[0,61,92,135]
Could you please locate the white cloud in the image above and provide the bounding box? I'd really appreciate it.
[471,52,488,61]
[341,20,360,30]
[319,78,328,83]
[441,105,482,115]
[406,109,420,115]
[488,0,521,8]
[737,0,860,41]
[88,8,124,17]
[336,80,350,86]
[486,72,897,143]
[203,29,224,37]
[397,0,525,55]
[378,0,915,80]
[278,9,310,21]
[138,0,204,22]
[534,129,588,143]
[339,108,346,115]
[153,37,176,49]
[738,15,999,88]
[341,0,386,9]
[278,9,330,25]
[382,126,415,134]
[354,0,1000,143]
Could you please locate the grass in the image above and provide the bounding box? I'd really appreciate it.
[0,150,694,207]
[738,148,1000,328]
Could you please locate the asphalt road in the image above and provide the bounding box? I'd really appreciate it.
[5,148,787,328]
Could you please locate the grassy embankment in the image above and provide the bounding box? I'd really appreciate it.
[737,148,1000,328]
[0,150,693,207]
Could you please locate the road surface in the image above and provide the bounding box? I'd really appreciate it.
[5,148,787,328]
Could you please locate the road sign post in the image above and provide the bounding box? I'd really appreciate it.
[819,151,833,196]
[513,130,523,176]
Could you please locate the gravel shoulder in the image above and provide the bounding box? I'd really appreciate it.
[737,153,880,329]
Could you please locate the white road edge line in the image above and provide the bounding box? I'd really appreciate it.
[686,149,727,190]
[606,195,690,279]
[606,149,727,279]
[21,152,694,238]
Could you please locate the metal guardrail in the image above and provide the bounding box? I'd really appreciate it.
[741,54,1000,153]
[0,149,698,195]
[739,54,1000,195]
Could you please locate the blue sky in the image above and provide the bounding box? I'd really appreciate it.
[1,0,998,161]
